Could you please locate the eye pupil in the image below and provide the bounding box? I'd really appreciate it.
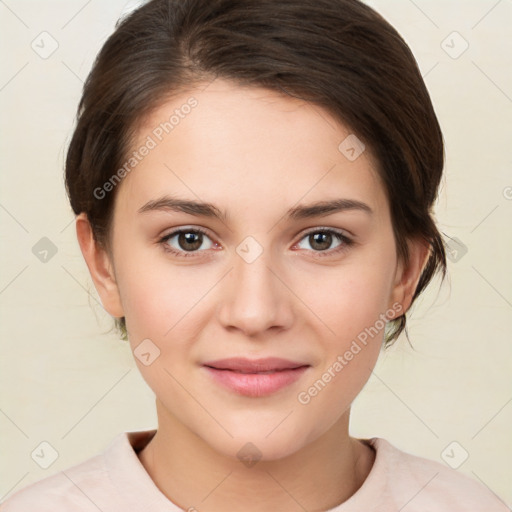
[179,232,202,251]
[310,232,332,251]
[166,229,345,257]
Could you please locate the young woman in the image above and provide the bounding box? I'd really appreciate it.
[2,0,507,510]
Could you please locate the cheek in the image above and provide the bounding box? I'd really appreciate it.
[296,337,381,446]
[116,248,211,339]
[116,257,206,404]
[300,255,396,342]
[291,249,395,429]
[117,234,396,357]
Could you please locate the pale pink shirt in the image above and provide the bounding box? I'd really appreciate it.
[1,429,508,511]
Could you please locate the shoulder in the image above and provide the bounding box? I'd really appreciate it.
[0,430,159,512]
[370,437,509,511]
[0,439,115,512]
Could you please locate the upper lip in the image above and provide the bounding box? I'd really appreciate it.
[203,357,310,373]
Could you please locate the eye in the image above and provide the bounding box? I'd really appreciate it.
[294,228,354,257]
[159,227,217,258]
[159,226,354,259]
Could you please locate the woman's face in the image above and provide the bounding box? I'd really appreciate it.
[94,79,415,460]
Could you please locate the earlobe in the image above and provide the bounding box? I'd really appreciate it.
[75,213,125,318]
[389,238,431,318]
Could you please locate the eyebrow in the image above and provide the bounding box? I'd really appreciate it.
[138,195,373,222]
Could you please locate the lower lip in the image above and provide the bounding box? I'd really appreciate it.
[203,366,309,397]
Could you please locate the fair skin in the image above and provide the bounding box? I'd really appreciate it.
[76,79,429,511]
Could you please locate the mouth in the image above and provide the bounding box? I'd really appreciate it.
[202,357,311,397]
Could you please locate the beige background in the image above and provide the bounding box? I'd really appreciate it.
[1,0,511,506]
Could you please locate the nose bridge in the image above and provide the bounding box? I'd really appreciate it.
[217,236,293,335]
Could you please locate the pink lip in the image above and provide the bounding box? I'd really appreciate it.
[202,357,310,397]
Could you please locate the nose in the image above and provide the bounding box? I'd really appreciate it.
[217,243,295,337]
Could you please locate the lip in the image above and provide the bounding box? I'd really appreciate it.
[203,357,309,372]
[202,357,310,397]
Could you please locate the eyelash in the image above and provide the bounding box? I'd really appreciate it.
[158,227,354,259]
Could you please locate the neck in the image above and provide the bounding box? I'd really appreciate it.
[138,399,375,512]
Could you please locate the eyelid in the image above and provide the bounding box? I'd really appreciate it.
[298,225,353,240]
[158,225,355,258]
[292,226,354,256]
[159,225,213,240]
[159,225,352,244]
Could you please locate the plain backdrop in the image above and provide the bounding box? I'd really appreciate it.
[1,0,511,506]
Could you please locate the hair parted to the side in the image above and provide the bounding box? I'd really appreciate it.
[65,0,447,348]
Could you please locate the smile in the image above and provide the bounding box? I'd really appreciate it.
[202,357,310,397]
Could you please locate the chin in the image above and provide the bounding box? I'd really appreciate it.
[198,418,316,464]
[223,436,305,465]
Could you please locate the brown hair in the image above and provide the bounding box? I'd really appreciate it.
[65,0,446,347]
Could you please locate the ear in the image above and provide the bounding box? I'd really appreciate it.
[388,237,431,318]
[75,213,124,318]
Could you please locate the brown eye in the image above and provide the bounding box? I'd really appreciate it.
[295,228,353,257]
[160,228,215,257]
[309,232,334,251]
[177,231,203,251]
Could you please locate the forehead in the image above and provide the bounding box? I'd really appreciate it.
[115,79,388,220]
